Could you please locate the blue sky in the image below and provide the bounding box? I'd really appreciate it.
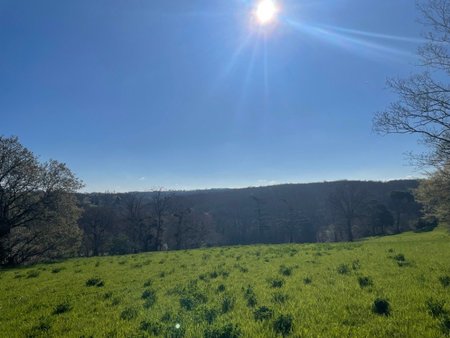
[0,0,426,192]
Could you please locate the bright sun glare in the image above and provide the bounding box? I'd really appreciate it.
[254,0,279,25]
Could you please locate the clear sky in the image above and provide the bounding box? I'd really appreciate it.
[0,0,427,192]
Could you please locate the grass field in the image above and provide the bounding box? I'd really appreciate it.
[1,229,450,337]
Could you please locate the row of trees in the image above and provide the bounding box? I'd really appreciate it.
[77,192,216,256]
[0,135,425,265]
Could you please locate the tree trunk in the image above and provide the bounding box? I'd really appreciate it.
[347,219,353,242]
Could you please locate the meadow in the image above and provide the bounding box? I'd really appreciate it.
[1,229,450,337]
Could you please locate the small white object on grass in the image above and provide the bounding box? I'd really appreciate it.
[175,323,181,329]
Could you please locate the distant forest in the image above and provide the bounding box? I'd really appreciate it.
[77,179,430,257]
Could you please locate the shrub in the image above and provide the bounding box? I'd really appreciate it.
[120,307,138,320]
[142,289,157,308]
[210,271,219,279]
[53,301,71,315]
[243,285,257,307]
[140,320,163,335]
[279,265,292,276]
[372,298,390,316]
[27,270,40,278]
[167,323,185,338]
[103,291,113,300]
[85,278,104,287]
[254,306,273,321]
[393,254,405,262]
[204,323,241,338]
[272,292,288,304]
[273,314,293,336]
[221,295,235,314]
[180,297,195,311]
[426,298,447,318]
[439,276,450,288]
[111,297,121,306]
[270,278,284,288]
[161,312,172,322]
[29,317,51,336]
[441,316,450,335]
[337,264,350,275]
[203,308,218,324]
[143,279,152,287]
[303,277,312,285]
[247,293,257,307]
[358,276,373,288]
[51,267,64,274]
[217,284,226,292]
[352,260,361,270]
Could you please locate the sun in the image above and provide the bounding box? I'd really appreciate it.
[254,0,279,25]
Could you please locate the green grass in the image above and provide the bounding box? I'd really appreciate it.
[1,229,450,337]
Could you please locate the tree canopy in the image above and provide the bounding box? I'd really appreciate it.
[0,136,84,265]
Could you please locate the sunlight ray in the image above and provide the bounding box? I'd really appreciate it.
[285,19,416,61]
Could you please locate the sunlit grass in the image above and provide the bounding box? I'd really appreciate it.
[1,229,450,337]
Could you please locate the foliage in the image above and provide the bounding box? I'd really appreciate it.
[0,136,83,266]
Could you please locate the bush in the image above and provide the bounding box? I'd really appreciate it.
[439,276,450,288]
[303,277,312,285]
[372,298,390,316]
[272,292,288,304]
[352,260,361,270]
[246,293,257,307]
[426,298,447,318]
[279,265,293,276]
[243,285,257,307]
[85,277,104,287]
[140,320,163,335]
[161,312,173,322]
[203,308,218,324]
[204,323,241,338]
[221,295,235,314]
[393,254,405,262]
[441,316,450,335]
[358,276,373,288]
[142,289,157,308]
[53,301,71,315]
[120,307,138,320]
[167,323,185,338]
[180,297,195,311]
[27,270,40,278]
[273,314,293,336]
[270,278,284,288]
[217,284,226,293]
[337,264,350,275]
[29,317,52,336]
[143,279,152,287]
[51,267,64,274]
[254,306,273,321]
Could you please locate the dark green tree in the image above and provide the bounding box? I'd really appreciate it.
[0,136,83,265]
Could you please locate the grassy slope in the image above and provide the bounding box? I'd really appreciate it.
[1,229,450,337]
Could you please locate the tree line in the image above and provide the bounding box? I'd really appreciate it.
[0,135,431,265]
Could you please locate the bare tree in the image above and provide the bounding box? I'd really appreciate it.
[79,205,112,256]
[123,193,153,252]
[172,205,194,250]
[151,189,171,251]
[374,0,450,167]
[250,195,269,241]
[328,183,367,242]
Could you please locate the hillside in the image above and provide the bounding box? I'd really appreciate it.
[1,228,449,337]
